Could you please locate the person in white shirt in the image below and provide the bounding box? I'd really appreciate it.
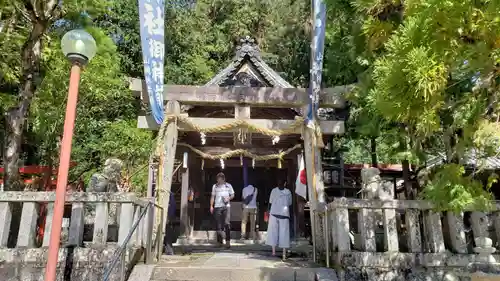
[210,172,235,248]
[266,179,292,259]
[241,184,258,240]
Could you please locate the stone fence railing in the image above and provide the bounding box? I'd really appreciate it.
[0,192,163,281]
[315,198,500,280]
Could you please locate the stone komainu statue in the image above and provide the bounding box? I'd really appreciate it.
[360,167,394,200]
[84,158,124,242]
[87,158,124,192]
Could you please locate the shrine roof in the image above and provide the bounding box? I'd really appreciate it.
[205,36,293,88]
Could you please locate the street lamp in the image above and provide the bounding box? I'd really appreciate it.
[61,29,97,64]
[44,29,96,281]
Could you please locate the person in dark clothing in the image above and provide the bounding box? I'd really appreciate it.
[163,192,176,255]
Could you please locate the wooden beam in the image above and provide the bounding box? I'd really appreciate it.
[301,103,328,252]
[188,146,300,156]
[137,115,345,135]
[201,159,282,168]
[129,78,349,108]
[160,101,180,238]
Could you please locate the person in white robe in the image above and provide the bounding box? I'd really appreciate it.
[266,179,292,259]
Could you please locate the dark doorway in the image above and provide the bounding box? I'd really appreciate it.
[196,166,288,231]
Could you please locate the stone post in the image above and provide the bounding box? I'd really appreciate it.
[93,203,109,244]
[467,237,500,281]
[423,210,445,253]
[405,209,422,253]
[446,211,467,254]
[474,237,497,264]
[359,167,381,251]
[334,198,350,252]
[68,203,85,246]
[180,152,190,238]
[0,202,12,247]
[17,202,39,247]
[446,237,500,281]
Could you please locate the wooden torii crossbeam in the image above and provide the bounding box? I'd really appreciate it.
[129,78,350,134]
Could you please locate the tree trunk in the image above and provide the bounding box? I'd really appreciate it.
[402,159,413,199]
[3,109,24,191]
[2,21,46,191]
[370,137,377,167]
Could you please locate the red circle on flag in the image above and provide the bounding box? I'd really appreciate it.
[300,169,307,184]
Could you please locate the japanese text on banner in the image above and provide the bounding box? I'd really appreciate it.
[307,0,326,127]
[139,0,165,124]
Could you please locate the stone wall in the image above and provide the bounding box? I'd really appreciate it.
[0,246,141,281]
[339,268,471,281]
[0,192,161,281]
[333,252,495,281]
[312,167,500,281]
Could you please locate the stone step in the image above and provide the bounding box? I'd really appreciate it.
[151,267,316,281]
[170,246,311,261]
[180,231,309,243]
[175,237,310,247]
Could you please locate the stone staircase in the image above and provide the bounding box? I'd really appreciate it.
[128,243,337,281]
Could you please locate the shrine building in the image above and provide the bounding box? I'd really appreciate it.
[129,36,350,242]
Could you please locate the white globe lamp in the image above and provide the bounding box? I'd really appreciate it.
[61,29,97,64]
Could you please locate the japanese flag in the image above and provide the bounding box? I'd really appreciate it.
[295,156,307,199]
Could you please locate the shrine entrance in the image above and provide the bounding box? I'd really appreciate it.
[130,36,349,243]
[197,166,287,233]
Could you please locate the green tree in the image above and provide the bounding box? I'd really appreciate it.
[96,0,312,86]
[326,0,500,209]
[29,27,152,192]
[323,0,406,169]
[96,120,153,193]
[1,0,109,190]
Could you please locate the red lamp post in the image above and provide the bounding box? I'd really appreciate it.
[43,29,97,281]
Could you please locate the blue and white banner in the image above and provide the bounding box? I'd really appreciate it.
[139,0,165,124]
[307,0,327,127]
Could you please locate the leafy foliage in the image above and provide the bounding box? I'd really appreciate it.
[420,164,495,213]
[2,0,314,193]
[28,27,152,191]
[2,0,500,209]
[98,0,312,86]
[324,0,500,209]
[95,120,153,193]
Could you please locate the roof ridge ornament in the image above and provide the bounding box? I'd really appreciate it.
[235,35,261,59]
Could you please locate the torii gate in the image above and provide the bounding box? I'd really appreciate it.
[129,80,348,188]
[129,42,349,246]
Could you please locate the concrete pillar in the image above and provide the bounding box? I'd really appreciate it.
[423,210,445,253]
[180,156,190,238]
[405,209,422,253]
[17,202,39,247]
[118,203,135,245]
[359,208,376,251]
[334,199,350,251]
[0,202,12,247]
[93,203,109,244]
[68,202,85,246]
[471,212,489,241]
[133,206,143,246]
[383,208,399,251]
[446,211,467,254]
[43,203,55,247]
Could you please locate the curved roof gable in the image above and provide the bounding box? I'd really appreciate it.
[205,36,293,88]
